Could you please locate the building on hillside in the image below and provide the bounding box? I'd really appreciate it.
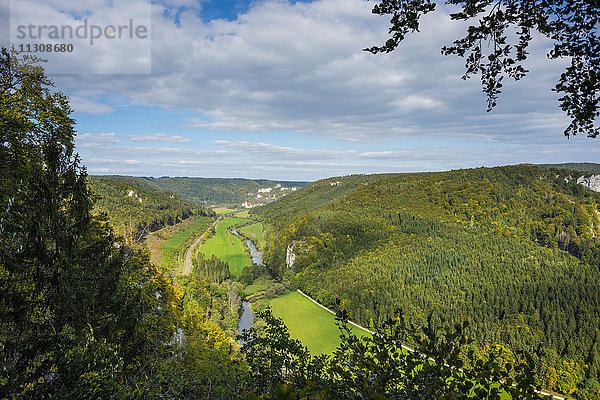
[242,201,263,208]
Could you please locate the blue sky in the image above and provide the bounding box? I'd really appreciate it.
[5,0,598,181]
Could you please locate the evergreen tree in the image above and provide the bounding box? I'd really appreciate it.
[0,48,180,397]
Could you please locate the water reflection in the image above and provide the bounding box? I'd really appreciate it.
[232,226,261,345]
[231,228,263,265]
[238,301,254,345]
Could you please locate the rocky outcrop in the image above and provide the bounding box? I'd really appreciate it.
[286,242,297,269]
[577,175,600,192]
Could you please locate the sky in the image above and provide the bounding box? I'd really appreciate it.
[3,0,598,181]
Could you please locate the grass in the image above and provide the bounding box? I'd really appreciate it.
[160,216,213,272]
[243,276,274,298]
[145,217,197,265]
[214,207,235,215]
[199,217,253,277]
[234,210,250,218]
[269,291,370,355]
[269,293,519,399]
[238,222,265,249]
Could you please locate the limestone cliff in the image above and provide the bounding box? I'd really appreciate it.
[286,242,296,269]
[577,175,600,192]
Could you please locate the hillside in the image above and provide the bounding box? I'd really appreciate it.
[148,177,309,206]
[256,164,600,398]
[256,173,399,226]
[88,176,214,242]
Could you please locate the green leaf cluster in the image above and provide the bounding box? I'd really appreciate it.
[367,0,600,138]
[0,48,245,399]
[240,308,549,399]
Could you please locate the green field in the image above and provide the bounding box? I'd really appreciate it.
[214,207,235,215]
[199,217,253,277]
[270,291,370,355]
[269,292,520,398]
[238,222,265,249]
[161,216,213,267]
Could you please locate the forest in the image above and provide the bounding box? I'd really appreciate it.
[539,164,600,174]
[149,177,309,206]
[88,175,214,243]
[256,165,600,398]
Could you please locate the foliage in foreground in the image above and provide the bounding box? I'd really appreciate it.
[0,48,243,399]
[367,0,600,138]
[241,307,549,399]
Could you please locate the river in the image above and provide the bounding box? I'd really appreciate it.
[237,301,254,345]
[231,227,262,344]
[231,228,263,265]
[245,238,263,265]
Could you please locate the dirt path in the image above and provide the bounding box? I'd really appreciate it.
[183,218,220,275]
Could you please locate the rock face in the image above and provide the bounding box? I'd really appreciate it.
[577,175,600,192]
[286,243,296,269]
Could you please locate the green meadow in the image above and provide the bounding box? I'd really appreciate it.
[269,291,370,355]
[214,207,235,215]
[234,210,250,218]
[238,222,265,249]
[199,217,253,277]
[160,216,213,271]
[269,292,518,399]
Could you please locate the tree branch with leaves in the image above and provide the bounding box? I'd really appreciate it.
[366,0,600,138]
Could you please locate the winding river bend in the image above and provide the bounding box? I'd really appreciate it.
[231,228,264,265]
[232,227,262,343]
[245,238,263,265]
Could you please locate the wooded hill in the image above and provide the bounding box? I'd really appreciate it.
[149,177,310,205]
[88,176,214,243]
[256,164,600,398]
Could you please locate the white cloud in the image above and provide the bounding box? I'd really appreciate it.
[214,140,356,159]
[79,135,598,180]
[46,0,569,143]
[10,0,152,74]
[391,95,444,112]
[90,158,144,165]
[79,142,235,158]
[129,133,192,143]
[69,96,114,114]
[77,132,120,143]
[13,0,592,180]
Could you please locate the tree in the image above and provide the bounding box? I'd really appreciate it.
[241,307,548,399]
[366,0,600,138]
[239,308,323,397]
[0,47,109,394]
[0,48,181,398]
